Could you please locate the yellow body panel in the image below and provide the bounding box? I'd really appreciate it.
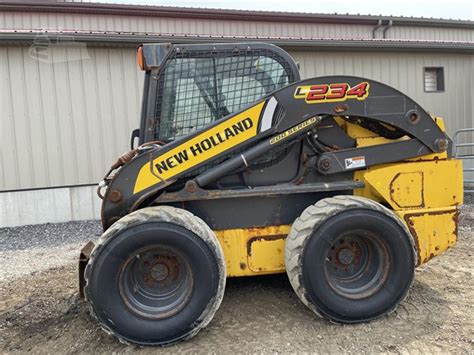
[396,207,458,264]
[390,172,424,208]
[214,225,290,277]
[210,116,462,276]
[353,160,463,209]
[353,160,463,265]
[352,111,463,265]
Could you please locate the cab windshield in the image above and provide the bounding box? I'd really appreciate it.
[147,47,298,141]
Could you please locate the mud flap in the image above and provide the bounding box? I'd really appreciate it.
[78,241,95,299]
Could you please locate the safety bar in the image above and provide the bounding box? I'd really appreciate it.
[453,128,474,193]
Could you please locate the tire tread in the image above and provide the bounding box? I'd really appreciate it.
[285,195,416,322]
[84,206,226,346]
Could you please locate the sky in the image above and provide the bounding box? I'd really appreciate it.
[94,0,474,20]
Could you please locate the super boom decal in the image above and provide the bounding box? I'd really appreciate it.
[269,117,317,145]
[133,101,265,194]
[294,82,369,103]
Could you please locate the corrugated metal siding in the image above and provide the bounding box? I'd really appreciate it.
[290,50,474,138]
[387,26,473,41]
[1,44,143,191]
[1,11,473,42]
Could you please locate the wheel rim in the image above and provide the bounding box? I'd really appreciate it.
[119,245,193,319]
[324,231,390,299]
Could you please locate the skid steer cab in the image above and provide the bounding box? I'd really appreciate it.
[79,42,463,346]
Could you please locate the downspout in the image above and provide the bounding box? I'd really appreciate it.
[372,19,383,39]
[383,20,393,39]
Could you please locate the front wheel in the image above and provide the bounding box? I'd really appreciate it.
[285,195,416,323]
[84,206,226,346]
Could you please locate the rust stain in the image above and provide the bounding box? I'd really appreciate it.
[403,208,458,265]
[426,253,436,263]
[333,103,349,113]
[452,209,460,238]
[246,234,287,257]
[389,172,425,209]
[403,214,421,265]
[295,176,305,185]
[78,241,95,299]
[108,189,122,203]
[301,152,308,165]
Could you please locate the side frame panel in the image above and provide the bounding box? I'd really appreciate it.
[354,159,463,265]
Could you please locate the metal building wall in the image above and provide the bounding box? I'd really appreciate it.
[1,11,473,42]
[1,44,143,191]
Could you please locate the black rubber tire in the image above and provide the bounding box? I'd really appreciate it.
[84,206,226,346]
[285,195,416,324]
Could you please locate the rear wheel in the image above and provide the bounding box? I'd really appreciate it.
[285,195,416,323]
[84,206,226,346]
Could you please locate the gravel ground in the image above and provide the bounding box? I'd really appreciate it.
[0,204,473,353]
[0,221,102,281]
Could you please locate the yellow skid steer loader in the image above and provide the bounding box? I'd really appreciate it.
[78,43,463,346]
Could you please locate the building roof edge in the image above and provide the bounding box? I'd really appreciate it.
[1,2,473,29]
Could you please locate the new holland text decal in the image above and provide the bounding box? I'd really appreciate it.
[294,82,370,104]
[133,101,266,194]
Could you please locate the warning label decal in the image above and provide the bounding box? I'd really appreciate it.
[345,156,366,170]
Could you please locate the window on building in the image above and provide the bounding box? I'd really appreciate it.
[424,67,445,92]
